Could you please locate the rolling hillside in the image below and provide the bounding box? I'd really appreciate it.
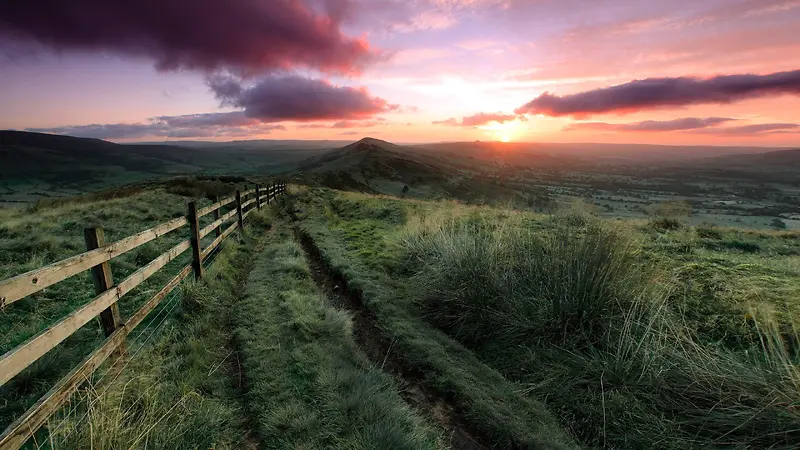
[290,137,546,203]
[0,131,332,204]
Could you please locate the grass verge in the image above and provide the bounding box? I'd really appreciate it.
[45,212,272,449]
[232,218,441,449]
[285,189,578,449]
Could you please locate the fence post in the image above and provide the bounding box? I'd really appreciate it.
[213,196,222,238]
[236,190,244,230]
[266,183,271,205]
[84,228,125,349]
[256,184,261,210]
[188,202,204,280]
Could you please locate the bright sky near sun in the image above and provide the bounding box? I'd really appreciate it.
[1,0,799,145]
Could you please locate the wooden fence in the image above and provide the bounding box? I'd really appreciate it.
[0,182,286,449]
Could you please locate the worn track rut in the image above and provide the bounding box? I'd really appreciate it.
[293,228,490,450]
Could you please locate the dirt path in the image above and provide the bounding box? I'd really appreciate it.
[293,228,490,450]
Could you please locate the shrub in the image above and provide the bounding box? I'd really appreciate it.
[650,216,682,231]
[696,225,723,239]
[772,218,788,229]
[726,239,761,253]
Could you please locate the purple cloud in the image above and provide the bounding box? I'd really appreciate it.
[565,117,735,132]
[516,70,800,117]
[26,113,286,140]
[433,112,522,127]
[209,75,398,122]
[331,119,385,128]
[0,0,376,74]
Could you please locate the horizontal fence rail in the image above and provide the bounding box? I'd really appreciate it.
[0,217,189,308]
[0,182,286,449]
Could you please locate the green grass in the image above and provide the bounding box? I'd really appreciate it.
[286,188,579,449]
[0,183,254,433]
[288,187,800,448]
[44,212,272,449]
[232,217,441,449]
[6,180,799,448]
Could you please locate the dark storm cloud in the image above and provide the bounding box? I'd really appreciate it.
[208,75,397,122]
[27,113,286,140]
[565,117,735,132]
[432,112,522,127]
[0,0,376,74]
[516,70,800,117]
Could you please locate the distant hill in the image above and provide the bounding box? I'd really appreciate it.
[658,148,800,184]
[414,141,777,165]
[1,130,204,178]
[709,148,800,166]
[290,137,550,203]
[290,138,449,195]
[0,130,333,204]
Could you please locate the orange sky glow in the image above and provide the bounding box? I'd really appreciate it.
[1,0,799,146]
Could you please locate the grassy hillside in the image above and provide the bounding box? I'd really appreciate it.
[1,181,579,448]
[49,218,270,449]
[5,180,799,448]
[0,181,257,434]
[0,131,332,204]
[286,187,800,448]
[290,137,553,207]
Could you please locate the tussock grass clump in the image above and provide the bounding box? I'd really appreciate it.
[403,212,800,447]
[649,216,683,231]
[404,212,651,349]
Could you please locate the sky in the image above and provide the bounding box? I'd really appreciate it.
[1,0,800,146]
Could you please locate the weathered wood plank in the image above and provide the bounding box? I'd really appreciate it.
[0,240,191,387]
[240,198,256,211]
[241,188,255,198]
[0,216,188,307]
[197,195,235,218]
[0,262,193,449]
[242,207,254,221]
[0,328,127,450]
[200,221,238,260]
[199,209,237,239]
